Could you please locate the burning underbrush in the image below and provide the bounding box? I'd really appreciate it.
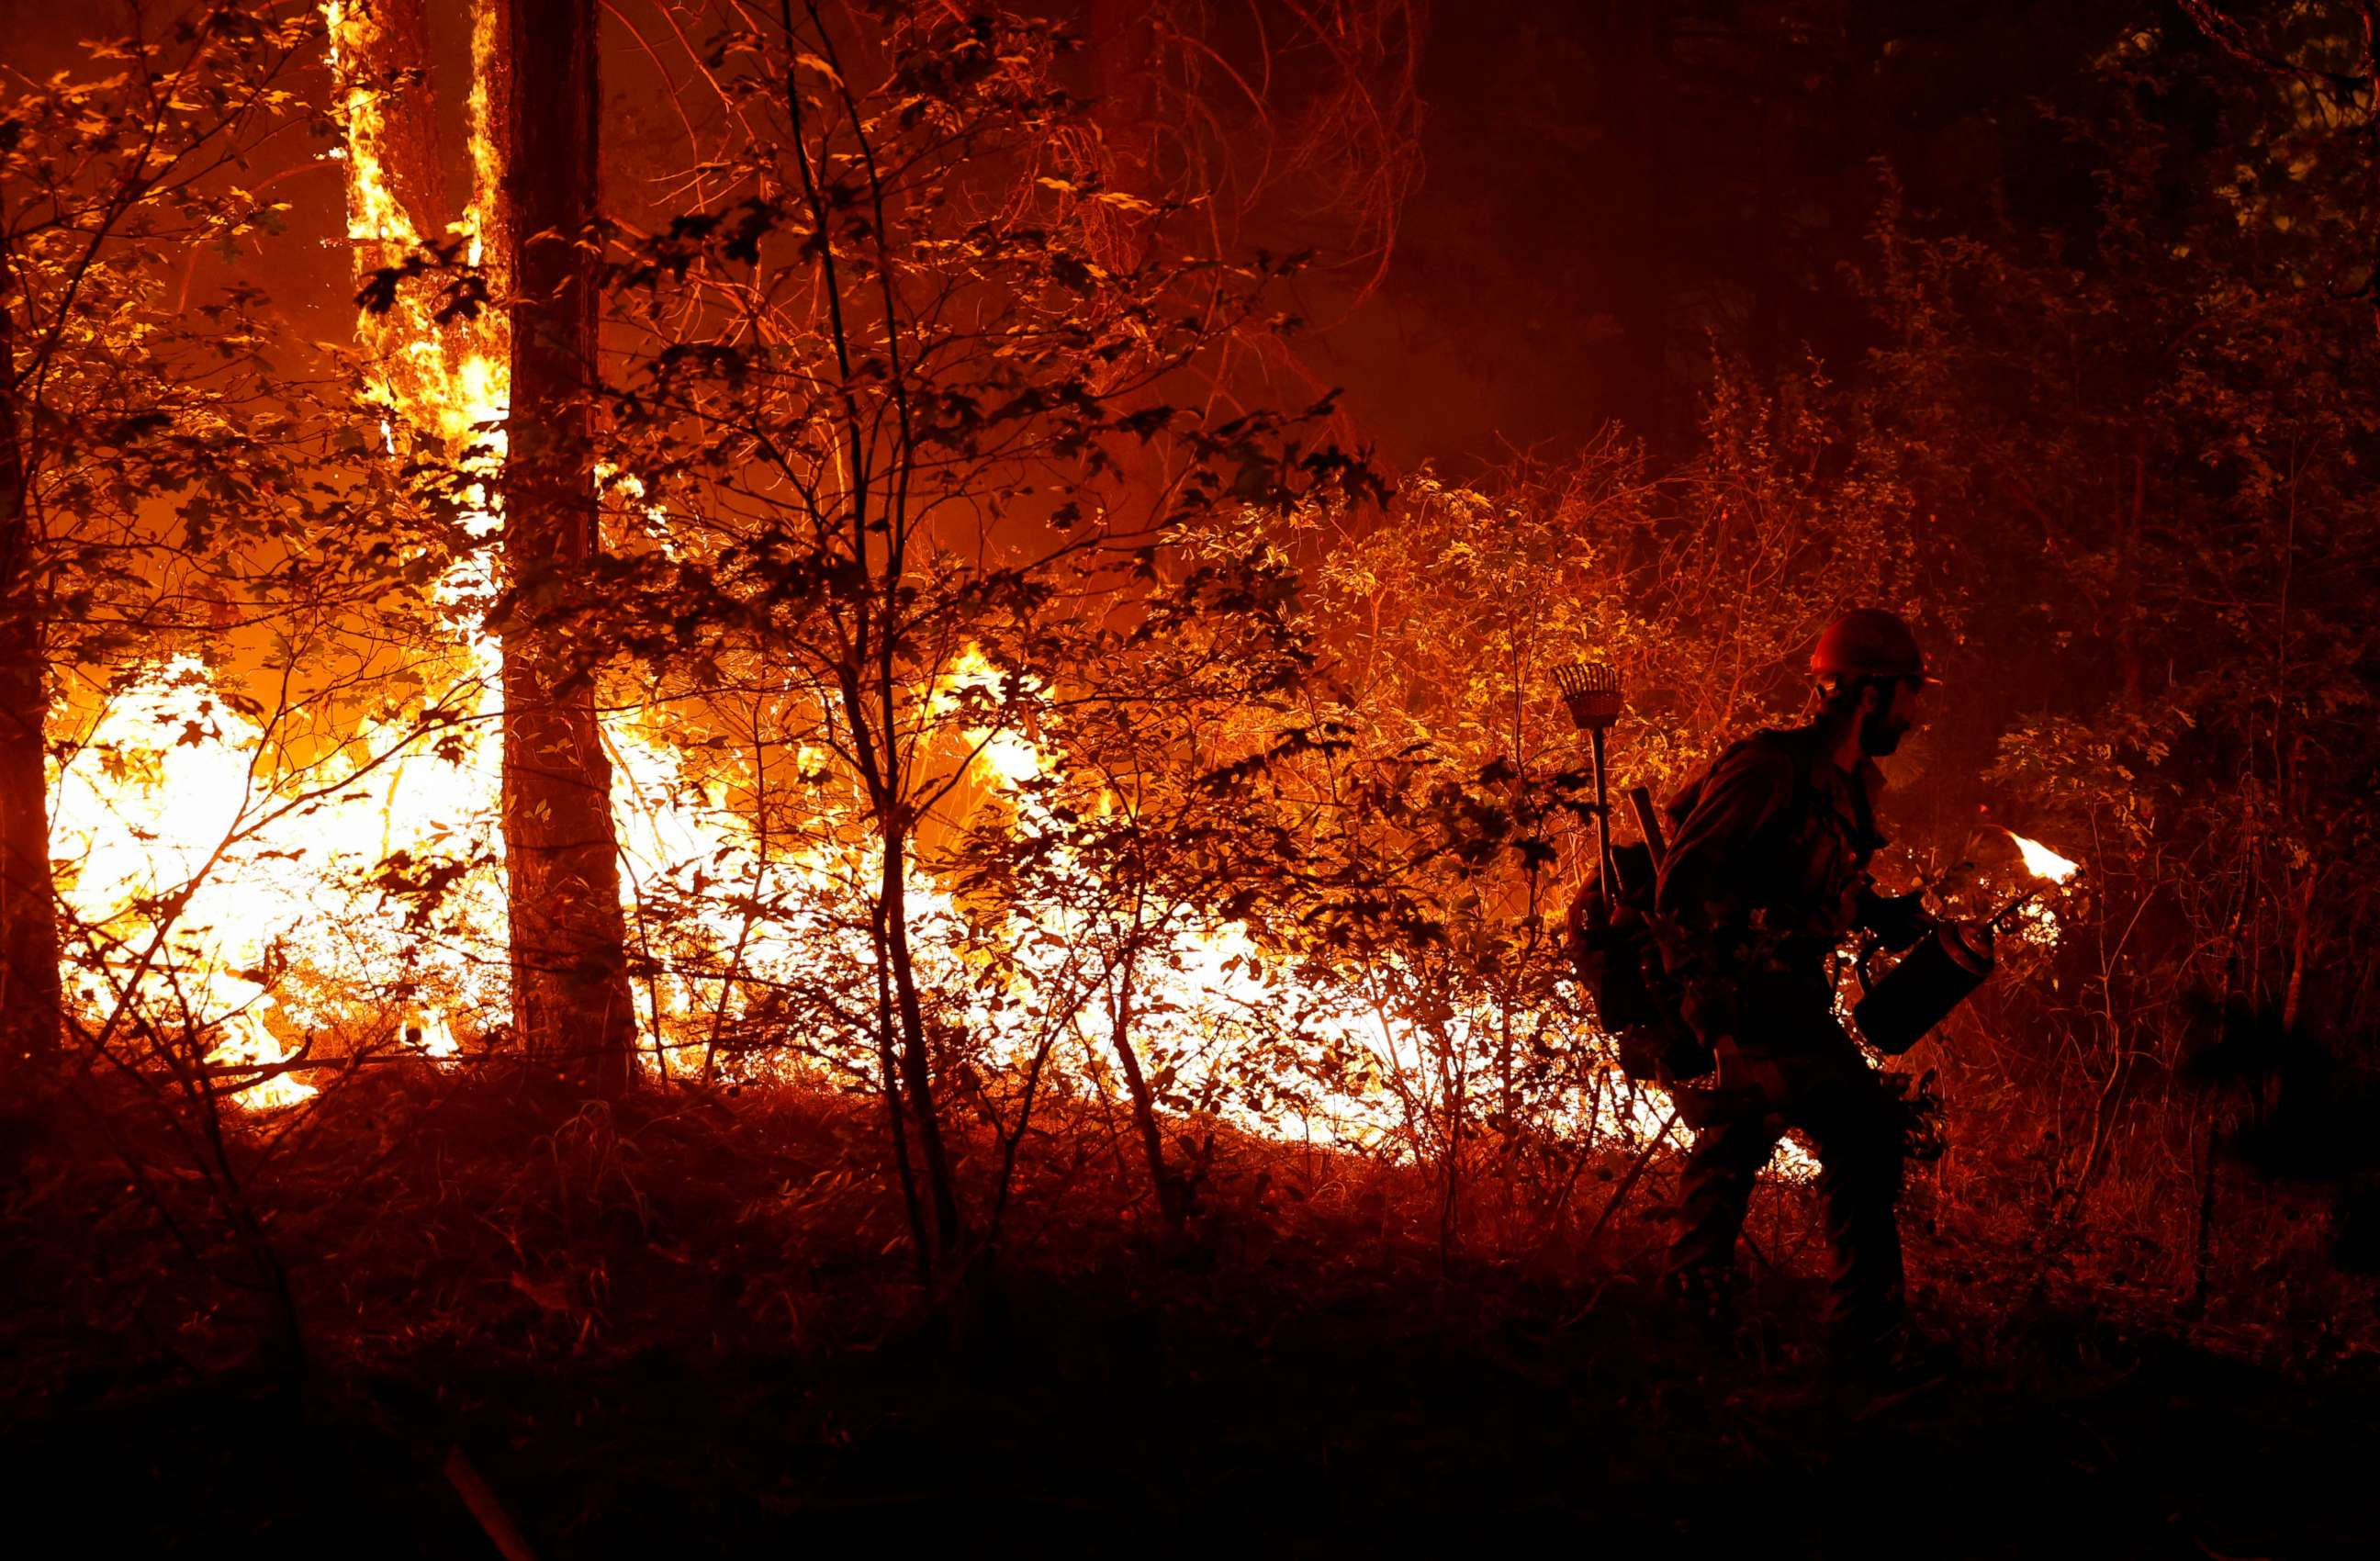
[9,5,2380,1545]
[43,646,1691,1164]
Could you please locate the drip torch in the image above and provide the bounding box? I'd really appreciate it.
[1852,830,2081,1055]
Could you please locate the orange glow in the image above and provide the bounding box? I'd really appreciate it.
[57,637,1692,1154]
[60,14,1689,1161]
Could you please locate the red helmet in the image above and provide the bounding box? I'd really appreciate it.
[1811,608,1927,683]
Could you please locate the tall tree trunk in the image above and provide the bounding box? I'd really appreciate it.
[870,893,930,1279]
[0,284,63,1084]
[500,0,635,1097]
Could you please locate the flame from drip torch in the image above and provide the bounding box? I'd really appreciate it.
[2004,829,2080,883]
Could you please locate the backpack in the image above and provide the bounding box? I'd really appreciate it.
[1567,836,1714,1084]
[1574,727,1877,1083]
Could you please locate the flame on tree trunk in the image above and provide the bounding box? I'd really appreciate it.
[339,0,445,265]
[329,0,630,1095]
[500,0,634,1096]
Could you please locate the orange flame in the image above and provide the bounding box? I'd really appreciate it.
[2005,829,2080,883]
[68,15,1703,1162]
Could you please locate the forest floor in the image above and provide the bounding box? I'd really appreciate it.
[5,1072,2378,1558]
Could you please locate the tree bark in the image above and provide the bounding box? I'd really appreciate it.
[500,0,635,1097]
[0,284,63,1083]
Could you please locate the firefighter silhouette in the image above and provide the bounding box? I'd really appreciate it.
[1654,609,1936,1359]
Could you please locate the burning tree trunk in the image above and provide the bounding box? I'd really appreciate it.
[329,0,632,1094]
[498,0,634,1097]
[325,0,446,278]
[0,278,62,1083]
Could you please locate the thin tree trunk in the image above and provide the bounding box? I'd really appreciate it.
[0,286,63,1083]
[1439,1022,1463,1271]
[2185,1117,2220,1317]
[872,893,930,1281]
[880,830,965,1255]
[500,0,635,1097]
[1106,948,1184,1226]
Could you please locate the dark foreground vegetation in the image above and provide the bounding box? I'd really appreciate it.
[7,1071,2379,1558]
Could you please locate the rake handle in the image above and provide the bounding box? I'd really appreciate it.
[1589,726,1618,902]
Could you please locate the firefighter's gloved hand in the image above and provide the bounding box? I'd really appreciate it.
[1858,887,1933,954]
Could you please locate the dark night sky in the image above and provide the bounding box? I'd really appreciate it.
[1316,0,2128,467]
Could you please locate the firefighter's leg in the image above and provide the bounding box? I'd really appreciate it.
[1793,1056,1910,1347]
[1663,1085,1779,1305]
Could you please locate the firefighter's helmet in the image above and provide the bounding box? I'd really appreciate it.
[1811,608,1927,683]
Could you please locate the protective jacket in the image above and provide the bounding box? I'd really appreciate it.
[1652,719,1925,1348]
[1653,724,1922,1039]
[1660,725,1879,933]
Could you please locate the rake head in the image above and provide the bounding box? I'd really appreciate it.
[1555,661,1623,730]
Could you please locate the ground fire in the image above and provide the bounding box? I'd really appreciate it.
[5,2,2378,1555]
